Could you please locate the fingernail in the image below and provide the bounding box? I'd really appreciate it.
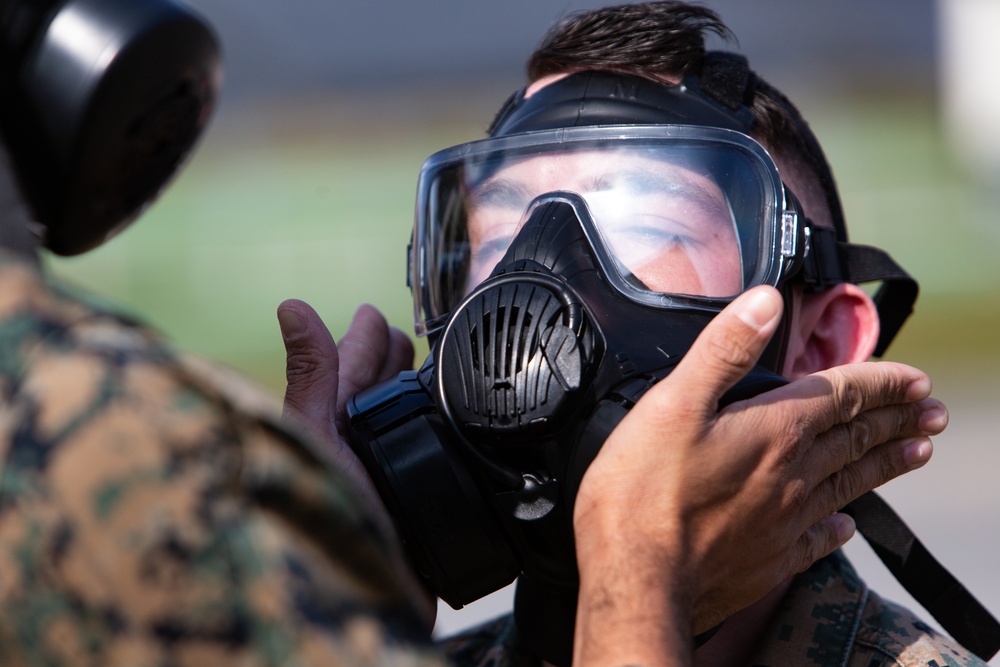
[903,438,932,469]
[278,308,306,342]
[830,512,857,543]
[918,405,948,434]
[907,377,932,401]
[736,288,781,330]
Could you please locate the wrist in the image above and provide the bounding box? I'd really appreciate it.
[575,527,696,662]
[575,548,695,666]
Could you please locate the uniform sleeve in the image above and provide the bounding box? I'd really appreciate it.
[0,316,445,667]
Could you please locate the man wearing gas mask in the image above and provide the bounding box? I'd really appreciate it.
[282,3,999,667]
[0,0,948,665]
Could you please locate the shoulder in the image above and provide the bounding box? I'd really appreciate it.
[750,551,992,667]
[0,259,437,665]
[851,588,990,667]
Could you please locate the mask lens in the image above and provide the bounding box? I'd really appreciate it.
[413,126,783,336]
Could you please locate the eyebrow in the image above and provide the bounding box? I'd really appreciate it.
[468,179,536,211]
[605,169,730,224]
[468,166,730,224]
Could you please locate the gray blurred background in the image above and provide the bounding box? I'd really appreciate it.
[44,0,1000,658]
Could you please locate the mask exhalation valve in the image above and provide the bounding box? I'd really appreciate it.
[437,271,597,443]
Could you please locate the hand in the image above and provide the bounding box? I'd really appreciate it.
[572,286,946,666]
[276,299,414,521]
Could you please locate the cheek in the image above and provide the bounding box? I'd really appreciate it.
[630,250,704,294]
[464,263,493,296]
[631,247,743,297]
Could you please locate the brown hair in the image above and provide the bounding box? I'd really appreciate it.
[526,1,847,237]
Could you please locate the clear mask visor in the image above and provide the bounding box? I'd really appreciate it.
[413,125,789,336]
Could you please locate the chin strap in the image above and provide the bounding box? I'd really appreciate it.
[844,491,1000,661]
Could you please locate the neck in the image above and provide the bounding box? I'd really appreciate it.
[693,579,792,667]
[537,579,791,667]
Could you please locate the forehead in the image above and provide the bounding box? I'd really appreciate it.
[467,148,726,197]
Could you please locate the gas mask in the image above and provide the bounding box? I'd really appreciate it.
[349,64,996,665]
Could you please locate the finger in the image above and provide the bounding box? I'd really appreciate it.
[775,362,932,437]
[379,327,415,382]
[809,397,947,482]
[659,286,783,418]
[278,298,339,442]
[810,436,933,519]
[336,304,393,419]
[787,512,857,575]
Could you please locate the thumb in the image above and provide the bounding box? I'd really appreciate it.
[277,298,339,443]
[666,286,784,413]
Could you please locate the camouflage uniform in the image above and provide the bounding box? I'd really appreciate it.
[0,249,443,666]
[439,553,989,667]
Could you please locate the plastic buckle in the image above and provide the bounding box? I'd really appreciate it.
[801,225,845,291]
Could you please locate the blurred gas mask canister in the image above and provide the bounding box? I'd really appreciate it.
[348,66,917,666]
[0,0,221,255]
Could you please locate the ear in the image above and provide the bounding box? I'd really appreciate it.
[781,283,881,379]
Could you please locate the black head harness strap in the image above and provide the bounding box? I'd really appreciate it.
[490,53,753,136]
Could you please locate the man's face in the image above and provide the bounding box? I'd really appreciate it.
[463,148,744,297]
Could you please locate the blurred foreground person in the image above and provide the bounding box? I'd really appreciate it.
[0,1,438,663]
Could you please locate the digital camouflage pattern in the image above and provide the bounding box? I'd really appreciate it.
[748,551,988,667]
[439,546,990,667]
[0,250,443,666]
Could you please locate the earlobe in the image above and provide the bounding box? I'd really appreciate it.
[783,284,881,379]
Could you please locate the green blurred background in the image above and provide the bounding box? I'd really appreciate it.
[44,87,1000,398]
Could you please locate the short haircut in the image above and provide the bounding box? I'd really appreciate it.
[526,1,847,238]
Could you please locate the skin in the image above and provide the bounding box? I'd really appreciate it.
[464,149,743,297]
[571,286,942,666]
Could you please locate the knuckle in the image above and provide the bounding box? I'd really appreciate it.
[873,445,902,486]
[704,329,758,371]
[772,413,814,465]
[782,478,809,511]
[846,417,874,460]
[831,466,863,508]
[285,352,324,383]
[829,367,865,422]
[789,532,821,575]
[900,402,923,436]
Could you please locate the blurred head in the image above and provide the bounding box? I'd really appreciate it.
[0,0,220,257]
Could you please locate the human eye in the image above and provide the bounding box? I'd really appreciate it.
[626,220,694,247]
[465,209,518,291]
[604,214,696,258]
[471,230,514,265]
[469,179,531,213]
